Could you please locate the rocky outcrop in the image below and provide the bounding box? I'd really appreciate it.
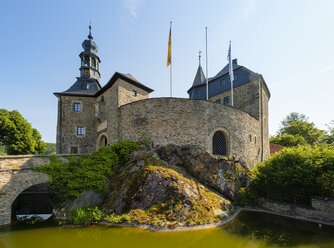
[102,150,232,226]
[156,144,250,199]
[56,144,251,227]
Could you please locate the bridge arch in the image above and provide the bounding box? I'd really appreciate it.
[0,170,49,225]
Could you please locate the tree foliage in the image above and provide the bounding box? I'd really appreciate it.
[279,112,309,131]
[323,120,334,145]
[0,109,46,155]
[277,113,325,145]
[249,145,334,204]
[43,143,57,155]
[270,134,307,147]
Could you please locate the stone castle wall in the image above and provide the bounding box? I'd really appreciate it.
[56,78,270,167]
[119,98,266,167]
[56,96,96,154]
[209,80,260,119]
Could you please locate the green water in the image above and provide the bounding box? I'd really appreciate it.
[0,211,333,248]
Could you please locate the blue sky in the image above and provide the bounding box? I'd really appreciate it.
[1,0,333,143]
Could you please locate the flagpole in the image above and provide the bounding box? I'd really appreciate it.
[205,27,209,100]
[230,41,234,107]
[170,21,172,97]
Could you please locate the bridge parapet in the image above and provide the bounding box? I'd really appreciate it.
[0,154,87,171]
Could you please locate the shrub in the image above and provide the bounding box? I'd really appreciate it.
[249,145,334,204]
[270,134,307,147]
[35,141,141,199]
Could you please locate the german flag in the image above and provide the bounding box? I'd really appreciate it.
[167,27,171,67]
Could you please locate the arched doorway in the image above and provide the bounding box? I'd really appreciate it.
[98,134,108,148]
[212,131,227,156]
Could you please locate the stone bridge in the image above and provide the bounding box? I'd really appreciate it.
[0,154,81,225]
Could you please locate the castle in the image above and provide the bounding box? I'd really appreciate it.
[54,27,270,167]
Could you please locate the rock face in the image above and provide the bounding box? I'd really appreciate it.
[58,145,251,226]
[156,144,250,199]
[103,151,231,225]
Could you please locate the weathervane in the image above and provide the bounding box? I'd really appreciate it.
[199,50,202,66]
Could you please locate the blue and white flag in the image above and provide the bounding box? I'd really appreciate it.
[227,41,234,82]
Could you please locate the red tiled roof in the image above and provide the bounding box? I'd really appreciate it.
[270,143,285,155]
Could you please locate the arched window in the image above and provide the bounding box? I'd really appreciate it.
[212,131,227,156]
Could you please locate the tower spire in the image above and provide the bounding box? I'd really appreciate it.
[199,50,202,66]
[88,22,93,40]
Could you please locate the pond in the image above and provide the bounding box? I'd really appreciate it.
[0,211,333,248]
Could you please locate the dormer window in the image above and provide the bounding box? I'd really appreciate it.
[73,103,81,112]
[132,90,137,97]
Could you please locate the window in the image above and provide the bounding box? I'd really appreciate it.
[212,131,227,156]
[215,99,221,103]
[224,96,230,105]
[255,136,257,144]
[132,90,137,97]
[73,103,81,112]
[77,126,85,135]
[234,74,238,80]
[71,147,78,154]
[249,134,252,142]
[195,89,199,95]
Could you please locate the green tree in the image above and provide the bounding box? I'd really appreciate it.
[43,143,56,155]
[279,112,309,131]
[270,134,307,147]
[323,121,334,145]
[0,109,46,155]
[278,113,324,145]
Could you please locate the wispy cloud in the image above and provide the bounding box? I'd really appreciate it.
[123,0,142,18]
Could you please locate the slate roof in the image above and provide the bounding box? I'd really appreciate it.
[192,65,206,87]
[187,58,270,98]
[54,72,153,97]
[96,72,154,97]
[211,58,240,81]
[54,78,101,97]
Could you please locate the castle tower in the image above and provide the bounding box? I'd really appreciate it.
[54,25,102,154]
[79,25,101,81]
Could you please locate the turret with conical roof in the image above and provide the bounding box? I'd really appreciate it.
[188,52,207,99]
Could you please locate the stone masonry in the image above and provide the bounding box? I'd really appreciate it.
[0,154,80,225]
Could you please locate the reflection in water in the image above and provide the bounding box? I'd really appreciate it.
[221,211,334,247]
[0,211,333,248]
